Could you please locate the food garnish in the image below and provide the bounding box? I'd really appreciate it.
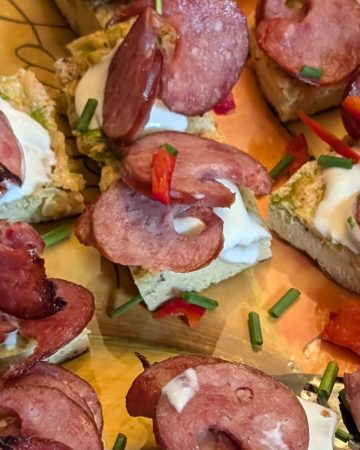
[268,288,301,318]
[213,92,236,115]
[318,154,353,169]
[76,98,98,133]
[248,311,263,346]
[151,143,178,205]
[111,295,143,318]
[181,291,219,310]
[317,361,339,405]
[299,65,323,80]
[155,0,163,15]
[153,298,206,327]
[112,433,127,450]
[299,111,360,163]
[286,133,310,175]
[347,216,356,228]
[269,153,294,180]
[335,428,350,443]
[41,223,72,248]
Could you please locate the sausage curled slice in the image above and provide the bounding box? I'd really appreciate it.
[0,436,72,450]
[110,0,249,116]
[256,0,360,85]
[5,279,95,379]
[344,366,360,432]
[0,386,102,450]
[154,363,309,450]
[0,111,23,193]
[103,7,162,142]
[75,181,224,273]
[126,355,220,418]
[0,221,64,320]
[123,132,272,208]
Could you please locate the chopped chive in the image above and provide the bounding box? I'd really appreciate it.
[339,388,350,410]
[299,65,323,80]
[317,361,339,405]
[347,216,356,229]
[268,288,301,319]
[155,0,163,14]
[76,98,98,133]
[335,428,349,443]
[111,295,143,318]
[112,433,127,450]
[42,223,72,248]
[161,143,178,157]
[182,291,218,310]
[269,153,294,180]
[318,154,353,169]
[248,311,263,346]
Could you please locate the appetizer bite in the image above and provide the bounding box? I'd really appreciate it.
[75,131,272,311]
[0,70,84,222]
[55,0,248,189]
[0,220,94,379]
[0,362,104,450]
[124,354,347,449]
[250,0,360,121]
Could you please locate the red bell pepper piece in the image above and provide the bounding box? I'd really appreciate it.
[286,133,310,176]
[151,143,178,205]
[153,298,206,327]
[213,92,236,115]
[299,111,360,163]
[341,95,360,140]
[321,299,360,357]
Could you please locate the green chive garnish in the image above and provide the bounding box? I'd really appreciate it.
[335,428,349,443]
[268,288,301,318]
[347,216,356,229]
[300,65,323,80]
[112,433,127,450]
[248,311,263,346]
[155,0,163,14]
[318,154,353,169]
[76,98,98,133]
[111,295,143,318]
[339,388,349,410]
[182,291,218,310]
[269,153,294,180]
[161,143,178,157]
[317,361,339,405]
[42,223,72,248]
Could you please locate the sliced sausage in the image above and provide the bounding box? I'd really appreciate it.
[0,436,72,450]
[103,7,162,143]
[110,0,249,116]
[76,181,224,272]
[122,132,272,207]
[0,221,65,320]
[23,362,103,433]
[0,386,102,450]
[344,366,360,432]
[154,362,309,450]
[0,111,23,193]
[5,279,94,380]
[355,194,360,227]
[256,0,360,85]
[126,355,221,418]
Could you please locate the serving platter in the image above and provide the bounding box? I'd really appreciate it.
[1,0,359,448]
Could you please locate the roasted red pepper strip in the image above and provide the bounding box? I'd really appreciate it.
[299,111,360,163]
[153,298,206,327]
[286,133,310,176]
[321,299,360,356]
[342,95,360,140]
[213,92,236,115]
[151,143,178,205]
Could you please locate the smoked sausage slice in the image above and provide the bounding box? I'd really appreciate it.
[0,436,72,450]
[344,366,360,432]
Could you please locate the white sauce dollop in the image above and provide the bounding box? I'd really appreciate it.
[75,44,188,134]
[0,98,55,205]
[298,397,337,450]
[313,164,360,253]
[174,179,271,265]
[4,329,18,351]
[162,368,199,413]
[260,422,288,450]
